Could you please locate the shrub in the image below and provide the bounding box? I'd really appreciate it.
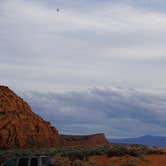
[52,156,70,166]
[87,161,100,166]
[72,159,85,166]
[120,161,138,166]
[107,145,129,157]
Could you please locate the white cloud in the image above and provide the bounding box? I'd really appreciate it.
[4,1,166,35]
[1,0,166,138]
[0,0,166,91]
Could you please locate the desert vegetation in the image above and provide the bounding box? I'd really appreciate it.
[0,144,165,165]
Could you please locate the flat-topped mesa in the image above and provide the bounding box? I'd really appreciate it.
[0,86,31,113]
[0,86,61,149]
[61,133,110,147]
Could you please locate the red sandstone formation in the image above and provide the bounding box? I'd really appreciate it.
[0,86,110,149]
[61,133,109,147]
[0,86,61,149]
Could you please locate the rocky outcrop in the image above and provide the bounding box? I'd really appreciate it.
[61,133,109,147]
[0,86,31,114]
[0,86,110,149]
[0,86,61,149]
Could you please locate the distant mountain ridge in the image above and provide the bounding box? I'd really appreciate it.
[109,135,166,148]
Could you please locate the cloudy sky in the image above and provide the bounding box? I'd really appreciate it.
[1,0,166,138]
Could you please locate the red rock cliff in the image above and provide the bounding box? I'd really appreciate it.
[61,133,109,147]
[0,86,61,149]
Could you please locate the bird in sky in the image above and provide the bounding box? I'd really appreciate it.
[56,8,60,12]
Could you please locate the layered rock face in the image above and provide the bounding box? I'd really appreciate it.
[61,133,109,147]
[0,86,61,149]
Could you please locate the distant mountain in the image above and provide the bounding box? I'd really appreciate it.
[109,135,166,147]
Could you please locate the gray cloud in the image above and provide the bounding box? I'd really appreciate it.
[21,88,166,138]
[27,0,166,13]
[0,0,166,91]
[1,1,166,138]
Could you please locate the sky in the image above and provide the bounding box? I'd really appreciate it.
[22,88,166,138]
[0,0,166,138]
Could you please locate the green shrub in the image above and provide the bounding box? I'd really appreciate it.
[0,144,164,163]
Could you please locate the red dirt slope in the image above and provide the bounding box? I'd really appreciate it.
[86,154,166,166]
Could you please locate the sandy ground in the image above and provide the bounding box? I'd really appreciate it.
[85,154,166,166]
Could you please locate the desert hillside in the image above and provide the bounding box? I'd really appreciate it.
[0,86,61,148]
[0,86,109,149]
